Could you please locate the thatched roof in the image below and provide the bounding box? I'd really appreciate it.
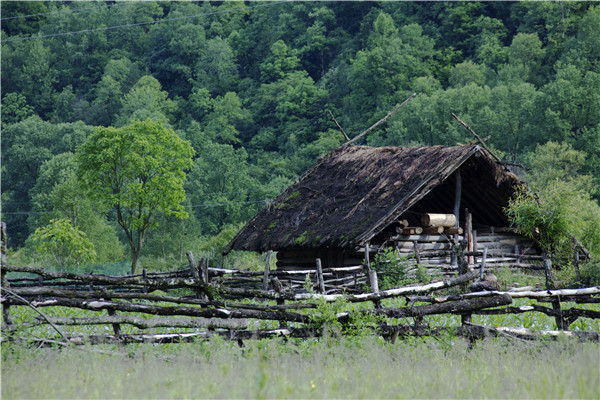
[224,144,522,254]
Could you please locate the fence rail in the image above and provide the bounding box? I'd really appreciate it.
[1,263,599,346]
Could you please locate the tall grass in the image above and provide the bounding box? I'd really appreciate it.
[2,336,599,399]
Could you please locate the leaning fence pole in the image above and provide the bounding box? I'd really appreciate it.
[263,251,272,291]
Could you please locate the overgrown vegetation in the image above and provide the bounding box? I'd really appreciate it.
[2,337,599,399]
[2,2,599,274]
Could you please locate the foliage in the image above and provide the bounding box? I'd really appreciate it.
[31,218,96,267]
[76,119,194,274]
[2,1,599,265]
[371,248,410,289]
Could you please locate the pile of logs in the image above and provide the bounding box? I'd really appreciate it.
[392,213,463,236]
[2,263,599,347]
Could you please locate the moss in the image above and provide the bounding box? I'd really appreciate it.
[295,231,309,245]
[275,190,301,210]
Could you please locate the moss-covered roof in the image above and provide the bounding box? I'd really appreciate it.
[224,144,521,254]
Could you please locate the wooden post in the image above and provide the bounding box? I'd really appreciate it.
[202,258,209,284]
[107,309,121,336]
[413,241,421,265]
[369,270,382,309]
[573,238,581,284]
[542,252,565,329]
[186,251,205,300]
[316,258,325,294]
[543,253,553,290]
[142,269,148,294]
[369,271,379,294]
[465,209,473,267]
[263,251,272,291]
[453,170,462,227]
[472,230,478,264]
[480,247,488,280]
[364,243,371,272]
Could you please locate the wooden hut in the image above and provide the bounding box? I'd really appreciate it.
[224,144,541,276]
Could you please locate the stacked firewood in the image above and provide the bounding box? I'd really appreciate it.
[393,213,463,235]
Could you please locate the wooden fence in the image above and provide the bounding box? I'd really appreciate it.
[1,260,599,346]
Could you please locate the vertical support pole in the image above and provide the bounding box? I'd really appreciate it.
[472,230,478,264]
[573,237,581,284]
[453,170,462,228]
[465,209,473,267]
[480,247,488,280]
[369,271,379,294]
[186,251,205,300]
[316,258,325,294]
[142,268,148,294]
[413,241,421,265]
[202,258,209,284]
[543,252,564,330]
[107,309,121,336]
[364,242,371,272]
[263,251,272,291]
[451,171,462,268]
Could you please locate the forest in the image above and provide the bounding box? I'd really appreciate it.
[2,1,600,272]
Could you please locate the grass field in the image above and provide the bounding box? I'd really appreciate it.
[2,335,599,399]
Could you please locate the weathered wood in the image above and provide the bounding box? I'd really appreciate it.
[444,227,464,235]
[344,93,417,146]
[293,270,480,302]
[395,242,452,251]
[413,241,421,265]
[400,227,423,235]
[465,209,474,265]
[407,286,600,303]
[421,213,457,228]
[38,315,250,330]
[316,258,325,293]
[5,296,311,323]
[391,234,461,243]
[369,270,380,294]
[451,113,503,163]
[453,170,461,227]
[364,242,371,272]
[422,226,444,234]
[339,294,512,321]
[263,251,272,291]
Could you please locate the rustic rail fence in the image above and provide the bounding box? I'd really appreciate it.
[1,260,599,346]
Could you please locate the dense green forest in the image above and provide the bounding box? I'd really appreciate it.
[2,1,599,270]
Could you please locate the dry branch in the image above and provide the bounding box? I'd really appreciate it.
[5,297,311,323]
[341,294,512,321]
[36,315,250,330]
[344,93,417,146]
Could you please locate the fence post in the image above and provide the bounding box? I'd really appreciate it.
[543,253,566,330]
[263,251,272,291]
[316,258,325,294]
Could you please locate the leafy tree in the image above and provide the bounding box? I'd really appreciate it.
[77,119,194,274]
[193,37,239,96]
[116,76,176,126]
[448,61,486,87]
[185,141,255,236]
[28,153,124,263]
[1,117,94,246]
[32,218,96,268]
[1,93,34,125]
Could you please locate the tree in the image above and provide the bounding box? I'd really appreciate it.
[116,76,176,126]
[32,218,96,268]
[77,119,195,274]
